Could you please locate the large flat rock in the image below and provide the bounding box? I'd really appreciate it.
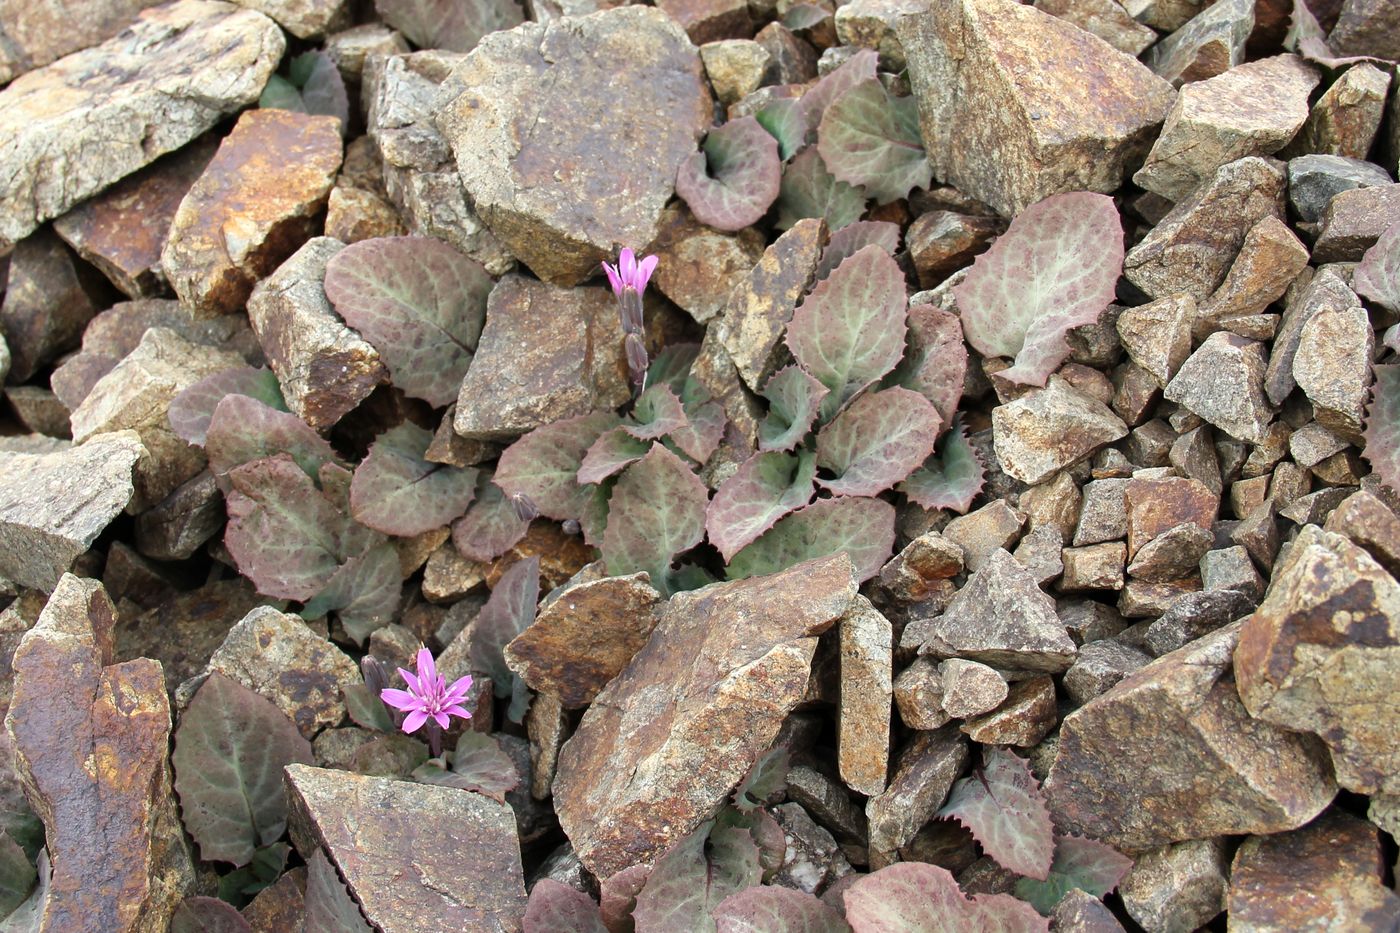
[0,0,163,84]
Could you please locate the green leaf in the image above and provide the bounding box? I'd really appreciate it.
[624,384,689,441]
[676,117,783,233]
[798,48,878,134]
[707,450,816,563]
[759,365,829,452]
[470,557,540,697]
[300,541,402,645]
[816,219,900,281]
[259,74,305,112]
[451,473,530,562]
[670,398,726,465]
[411,734,519,802]
[632,823,763,933]
[206,394,342,484]
[215,843,290,906]
[350,423,479,537]
[814,387,939,496]
[578,428,651,485]
[714,886,850,933]
[732,746,790,813]
[343,683,394,732]
[727,496,895,583]
[172,673,314,867]
[495,411,622,520]
[1013,834,1133,916]
[168,366,286,447]
[375,0,524,53]
[776,147,866,232]
[755,98,808,161]
[648,344,702,394]
[304,849,372,933]
[0,834,34,921]
[938,748,1054,880]
[601,445,710,596]
[898,419,986,514]
[817,79,930,205]
[844,863,1049,932]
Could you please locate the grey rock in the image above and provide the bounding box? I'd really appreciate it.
[1293,283,1372,442]
[992,376,1129,485]
[232,0,349,38]
[1119,838,1229,933]
[834,0,927,70]
[1063,638,1151,705]
[866,727,968,868]
[1052,887,1128,932]
[1200,545,1263,598]
[0,0,163,84]
[1060,542,1127,592]
[787,764,869,845]
[1313,182,1400,262]
[1116,295,1194,389]
[1126,523,1214,582]
[324,23,409,83]
[1074,478,1130,546]
[1164,332,1272,444]
[1287,153,1393,223]
[1146,0,1252,87]
[1143,587,1255,656]
[771,803,853,894]
[700,39,772,106]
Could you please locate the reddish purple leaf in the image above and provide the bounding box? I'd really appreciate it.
[624,384,689,440]
[470,556,540,697]
[294,51,350,129]
[1013,834,1134,916]
[451,474,530,562]
[670,398,727,464]
[411,732,521,802]
[898,419,986,514]
[601,445,710,595]
[714,886,850,933]
[600,865,650,933]
[324,236,493,406]
[817,220,900,281]
[1364,364,1400,495]
[375,0,523,53]
[727,496,896,583]
[815,387,939,497]
[892,304,967,432]
[844,863,1049,933]
[350,422,479,537]
[632,823,762,933]
[579,428,651,485]
[755,97,807,160]
[169,365,286,446]
[1285,0,1391,67]
[799,48,878,135]
[938,748,1055,880]
[955,192,1123,387]
[496,411,622,521]
[300,541,402,644]
[676,117,783,233]
[776,146,866,231]
[759,365,829,452]
[171,897,254,933]
[818,79,930,205]
[305,849,372,933]
[525,879,607,933]
[1355,221,1400,317]
[707,450,817,562]
[206,394,342,484]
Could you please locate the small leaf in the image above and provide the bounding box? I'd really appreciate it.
[670,398,726,465]
[816,220,900,281]
[818,79,929,205]
[0,834,34,920]
[815,387,939,496]
[305,849,373,933]
[890,304,967,431]
[799,48,879,135]
[601,445,710,595]
[600,865,650,933]
[224,456,348,601]
[169,366,286,446]
[324,236,493,406]
[344,683,394,732]
[898,419,986,514]
[676,117,783,233]
[579,428,651,485]
[524,879,607,933]
[956,191,1124,387]
[786,245,908,421]
[648,344,702,394]
[470,556,540,697]
[449,733,521,801]
[632,823,763,933]
[759,365,829,452]
[843,863,1049,933]
[1363,363,1400,495]
[172,673,314,867]
[1013,834,1134,916]
[495,411,622,520]
[776,147,866,232]
[259,74,304,112]
[171,897,253,933]
[293,51,350,129]
[624,384,689,440]
[732,746,790,813]
[301,541,402,645]
[938,748,1055,880]
[206,394,342,483]
[707,450,816,562]
[755,98,808,161]
[714,886,851,933]
[1355,221,1400,316]
[350,423,479,537]
[727,496,895,583]
[451,474,530,562]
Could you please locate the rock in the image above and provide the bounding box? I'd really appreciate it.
[1135,55,1317,202]
[162,109,343,316]
[0,0,165,84]
[504,572,660,709]
[898,0,1173,217]
[894,656,950,729]
[771,803,853,894]
[960,674,1058,746]
[1266,266,1356,408]
[206,606,360,739]
[324,23,409,84]
[1324,490,1400,577]
[133,471,224,561]
[0,0,285,249]
[453,276,630,440]
[754,23,817,85]
[1119,838,1229,933]
[1123,476,1218,558]
[285,765,527,932]
[1074,478,1129,546]
[1124,156,1285,301]
[787,764,868,846]
[1164,332,1272,444]
[1052,887,1128,933]
[1063,639,1150,705]
[437,7,711,285]
[1312,182,1400,262]
[878,531,965,602]
[656,0,751,44]
[1,228,111,384]
[942,501,1025,572]
[866,727,968,868]
[1033,0,1157,56]
[1292,283,1372,441]
[5,386,69,438]
[907,211,1003,288]
[1200,545,1263,597]
[242,867,307,932]
[918,549,1078,672]
[1278,487,1350,525]
[1327,0,1400,61]
[1143,587,1254,656]
[1020,471,1081,542]
[233,0,349,38]
[1013,525,1065,585]
[1059,598,1129,645]
[0,432,144,592]
[1288,62,1391,160]
[992,376,1129,485]
[553,555,856,878]
[1287,153,1394,223]
[938,658,1007,717]
[838,596,892,796]
[1146,0,1253,87]
[4,575,194,931]
[1235,525,1400,795]
[1195,216,1309,335]
[645,204,765,324]
[834,0,925,70]
[116,578,266,692]
[1115,295,1194,388]
[1044,621,1336,852]
[1228,809,1400,931]
[1060,542,1127,592]
[1123,0,1207,30]
[325,185,406,245]
[246,237,387,431]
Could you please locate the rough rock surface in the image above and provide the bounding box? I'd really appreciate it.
[437,7,712,285]
[992,376,1129,485]
[233,0,349,38]
[1146,0,1252,86]
[1288,62,1391,160]
[1033,0,1157,57]
[1287,153,1393,224]
[1,228,111,385]
[1292,285,1372,442]
[837,595,892,796]
[866,726,968,868]
[0,0,285,249]
[553,555,856,878]
[0,0,163,84]
[116,578,267,691]
[1164,332,1272,444]
[1119,838,1229,933]
[646,204,766,325]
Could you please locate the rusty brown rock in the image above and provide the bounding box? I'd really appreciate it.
[878,530,965,602]
[1119,838,1229,933]
[1287,62,1391,161]
[961,674,1058,746]
[1312,182,1400,262]
[1115,295,1194,389]
[1327,0,1400,61]
[504,572,661,709]
[4,575,194,932]
[116,579,268,692]
[656,0,752,43]
[866,726,968,868]
[838,595,892,797]
[1123,476,1218,558]
[241,867,306,933]
[1,227,111,384]
[893,656,950,729]
[1324,490,1400,577]
[907,211,1002,288]
[487,523,597,592]
[0,0,163,84]
[646,203,765,325]
[834,0,926,69]
[1033,0,1157,56]
[162,109,343,315]
[1060,542,1126,592]
[1292,281,1372,442]
[553,554,856,878]
[943,501,1025,572]
[1195,215,1309,335]
[286,765,526,932]
[991,376,1129,486]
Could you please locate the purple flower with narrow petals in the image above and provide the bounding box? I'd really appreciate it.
[603,248,658,389]
[380,648,473,735]
[602,247,658,300]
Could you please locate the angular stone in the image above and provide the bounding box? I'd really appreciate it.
[1061,542,1127,592]
[438,7,710,285]
[907,210,1002,289]
[866,727,968,868]
[1267,267,1353,408]
[1014,525,1065,585]
[754,23,817,85]
[234,0,349,38]
[1124,475,1218,558]
[1119,838,1229,933]
[247,237,387,430]
[453,276,630,440]
[1277,486,1350,526]
[0,0,165,84]
[656,0,751,44]
[1074,478,1129,546]
[1033,0,1157,56]
[1059,598,1128,645]
[1228,809,1400,932]
[699,40,771,107]
[133,471,224,562]
[1044,622,1336,852]
[1195,216,1309,334]
[0,0,284,249]
[1164,332,1272,444]
[878,531,964,602]
[1324,490,1400,577]
[5,386,70,439]
[834,0,925,70]
[1052,887,1128,933]
[1143,586,1255,656]
[918,549,1078,672]
[286,765,526,931]
[206,606,360,739]
[1146,0,1252,87]
[893,656,950,729]
[838,596,892,796]
[325,185,406,245]
[553,555,856,878]
[959,675,1056,747]
[1063,639,1151,705]
[645,204,764,325]
[1200,544,1263,597]
[787,764,868,846]
[1020,471,1081,542]
[1123,0,1208,30]
[117,578,266,692]
[504,572,660,709]
[242,867,307,932]
[1287,153,1394,223]
[992,376,1129,485]
[1124,157,1286,302]
[1327,0,1400,61]
[0,432,144,592]
[898,0,1173,217]
[942,501,1025,573]
[1314,182,1400,262]
[1289,62,1391,160]
[325,23,409,83]
[1293,283,1372,441]
[1,227,111,384]
[1116,295,1194,388]
[162,109,343,315]
[4,575,194,931]
[771,802,853,894]
[938,658,1007,718]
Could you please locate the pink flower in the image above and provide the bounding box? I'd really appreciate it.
[380,648,474,734]
[602,247,659,299]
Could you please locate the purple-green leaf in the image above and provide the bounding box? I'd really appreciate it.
[374,0,524,53]
[776,146,866,231]
[733,746,790,813]
[495,411,622,520]
[816,220,900,281]
[1363,364,1400,495]
[632,823,763,933]
[843,863,1050,933]
[524,879,607,933]
[305,849,373,933]
[955,192,1124,387]
[649,343,703,394]
[293,51,350,129]
[707,450,817,562]
[676,116,783,233]
[1013,834,1134,916]
[799,48,878,135]
[412,733,520,802]
[168,365,286,446]
[451,474,530,562]
[624,384,689,440]
[727,496,896,583]
[172,896,253,933]
[670,398,727,464]
[891,304,967,432]
[600,864,650,933]
[714,886,851,933]
[786,245,908,421]
[350,422,479,537]
[300,541,402,644]
[206,394,342,484]
[938,748,1055,880]
[755,97,808,161]
[579,428,651,485]
[470,556,540,697]
[898,419,986,514]
[1355,221,1400,316]
[815,387,939,496]
[759,365,829,452]
[818,79,929,205]
[172,673,314,867]
[601,445,710,595]
[324,236,493,406]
